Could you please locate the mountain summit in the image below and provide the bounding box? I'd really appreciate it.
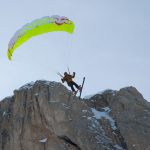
[0,80,150,150]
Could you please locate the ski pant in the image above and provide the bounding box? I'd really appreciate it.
[68,81,79,92]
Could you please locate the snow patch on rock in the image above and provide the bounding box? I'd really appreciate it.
[91,107,117,130]
[19,82,35,90]
[39,138,47,143]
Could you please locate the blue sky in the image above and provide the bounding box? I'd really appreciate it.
[0,0,150,101]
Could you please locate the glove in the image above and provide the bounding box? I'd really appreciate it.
[72,72,75,78]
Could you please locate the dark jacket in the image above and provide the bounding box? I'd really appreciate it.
[62,72,75,85]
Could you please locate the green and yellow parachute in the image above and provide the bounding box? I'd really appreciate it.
[7,15,75,60]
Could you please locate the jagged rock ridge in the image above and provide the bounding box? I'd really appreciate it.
[0,80,150,150]
[85,87,150,150]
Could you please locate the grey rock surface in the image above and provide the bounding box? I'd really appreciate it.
[0,81,150,150]
[85,87,150,150]
[0,81,116,150]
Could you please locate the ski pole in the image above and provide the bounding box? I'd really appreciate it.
[57,72,63,78]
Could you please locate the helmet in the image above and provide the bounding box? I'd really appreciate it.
[64,72,68,76]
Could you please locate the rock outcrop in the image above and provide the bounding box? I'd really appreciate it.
[0,80,150,150]
[85,87,150,150]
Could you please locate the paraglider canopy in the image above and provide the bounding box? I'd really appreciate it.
[7,15,75,60]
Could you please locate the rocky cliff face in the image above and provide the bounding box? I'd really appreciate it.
[0,80,150,150]
[85,88,150,150]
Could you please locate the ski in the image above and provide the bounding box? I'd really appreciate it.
[79,77,85,99]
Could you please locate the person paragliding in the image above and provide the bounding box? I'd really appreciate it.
[58,71,81,95]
